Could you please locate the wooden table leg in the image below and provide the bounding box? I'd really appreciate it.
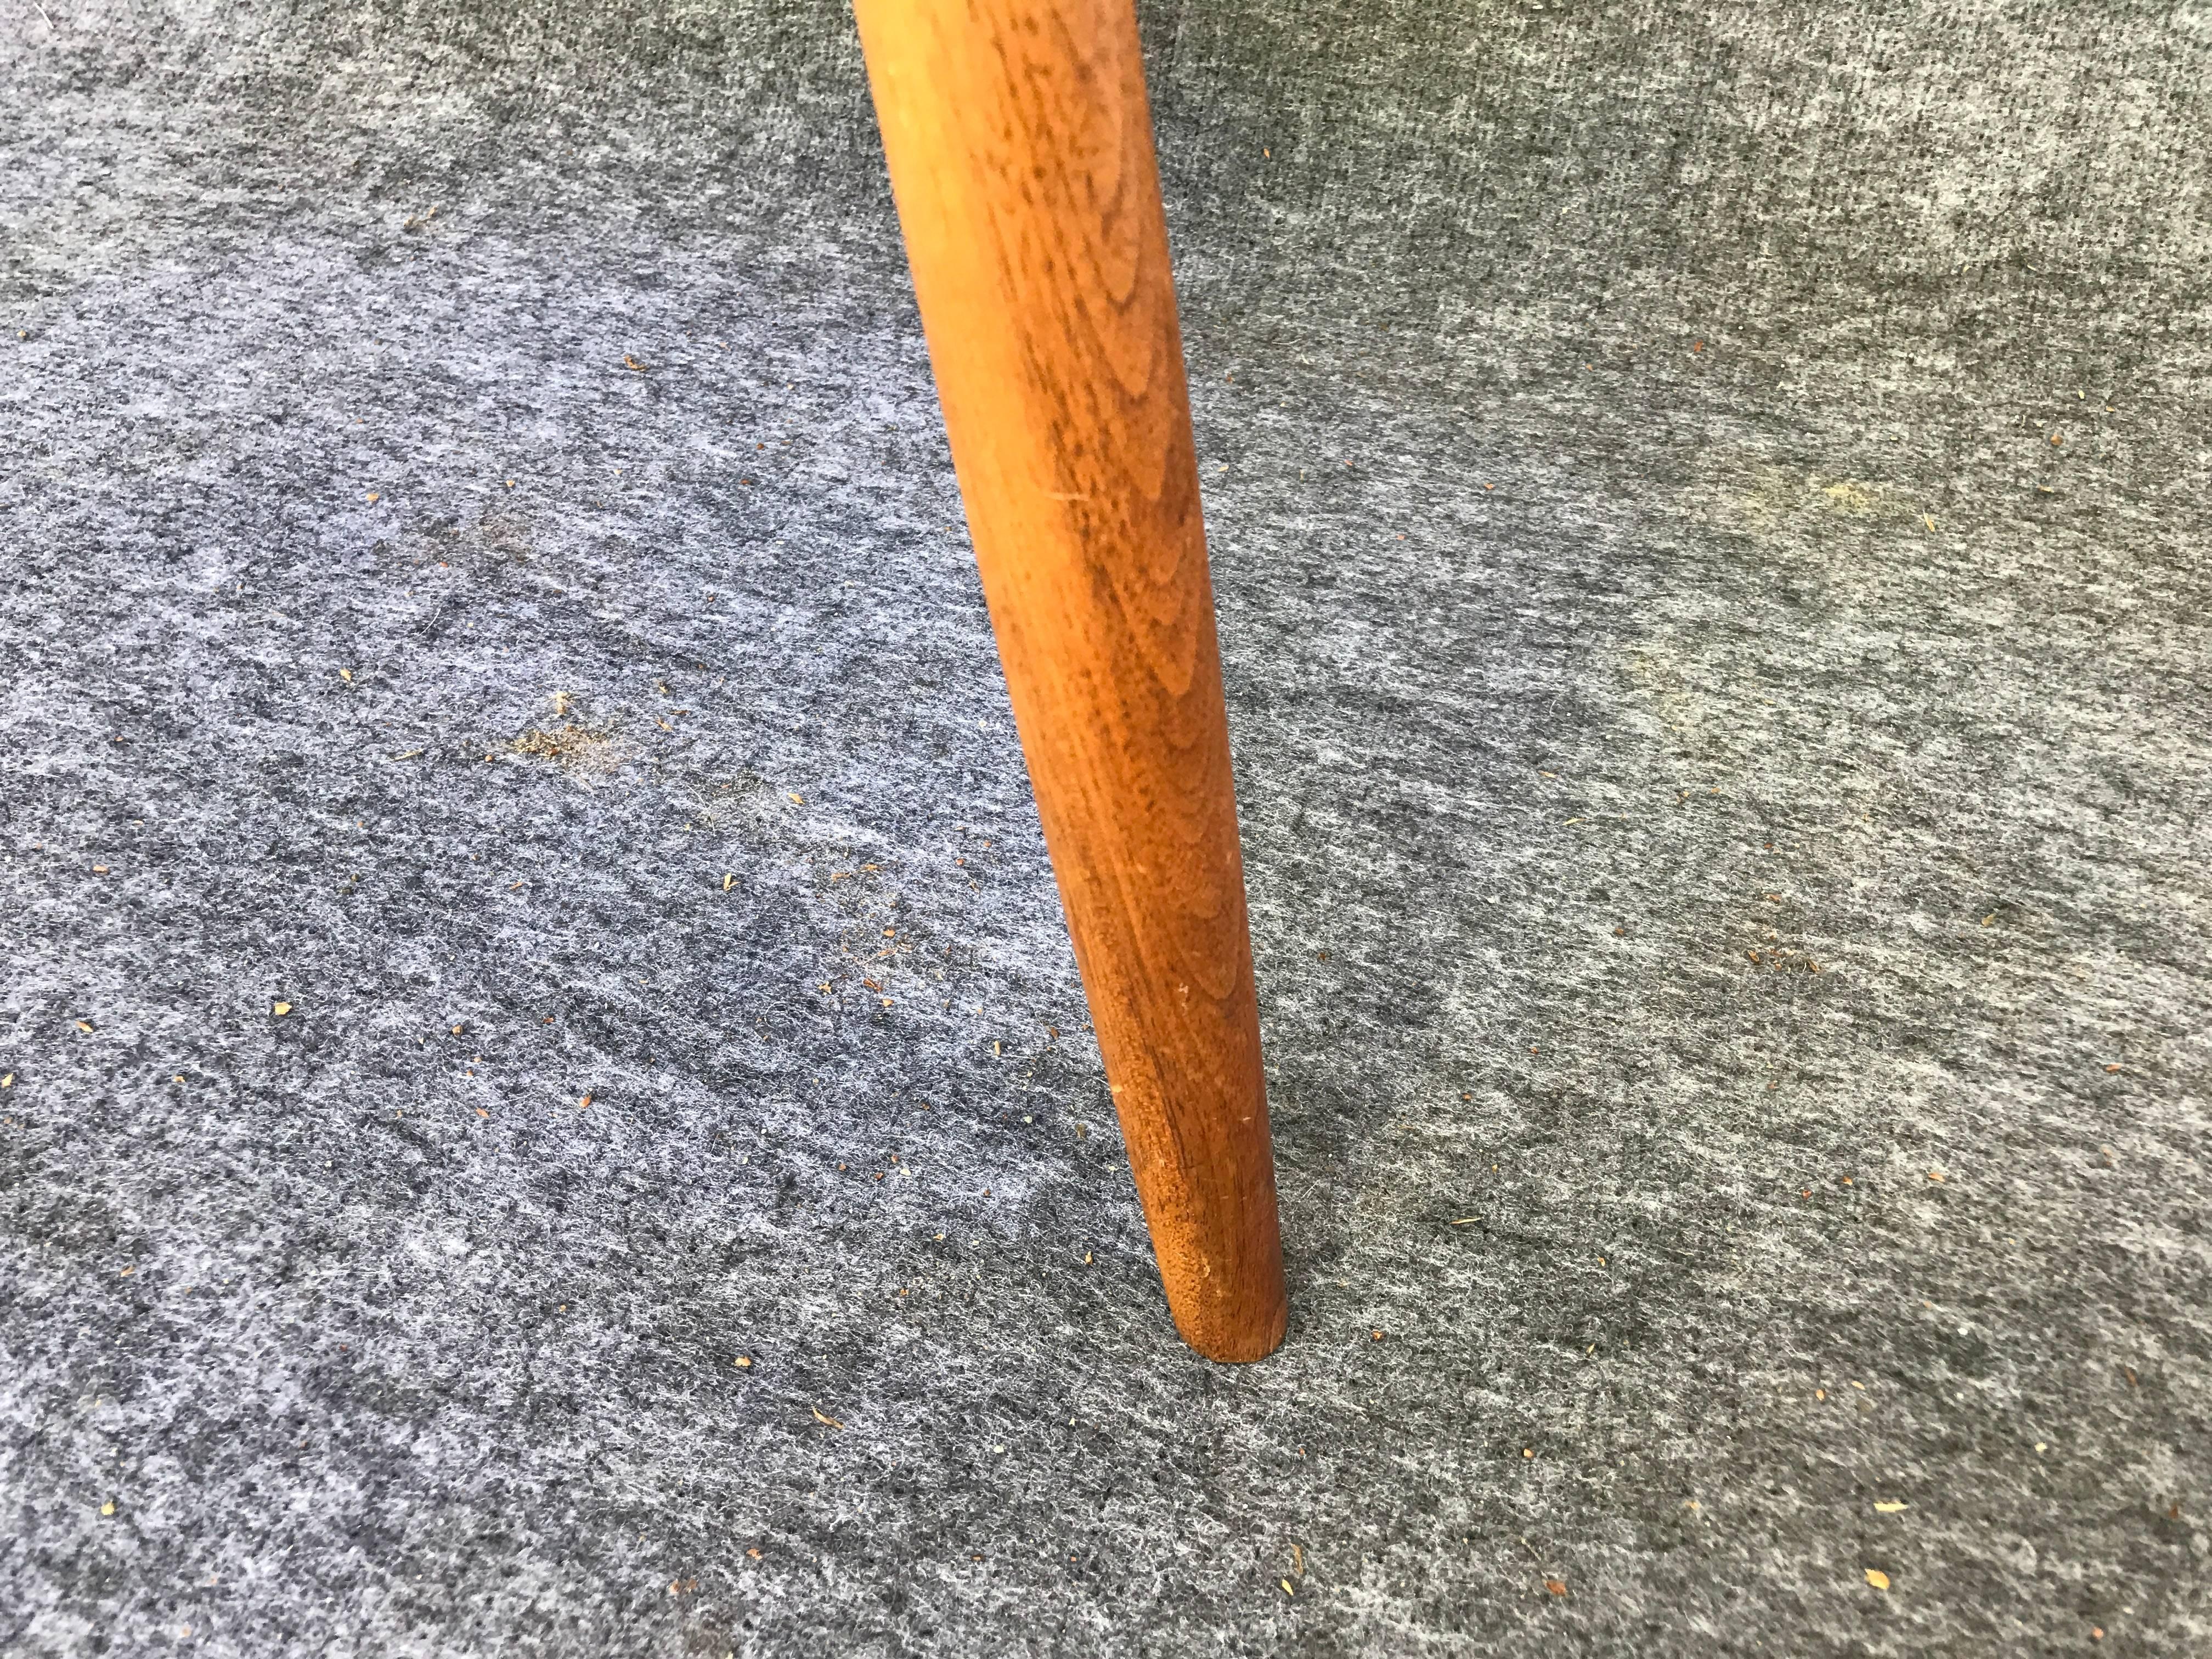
[855,0,1287,1361]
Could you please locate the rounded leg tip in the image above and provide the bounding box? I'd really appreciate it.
[1173,1289,1288,1363]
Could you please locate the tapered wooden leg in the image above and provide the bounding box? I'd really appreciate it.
[855,0,1286,1361]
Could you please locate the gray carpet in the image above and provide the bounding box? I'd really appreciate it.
[3,1,2208,1654]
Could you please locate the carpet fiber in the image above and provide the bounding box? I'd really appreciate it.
[3,2,2208,1654]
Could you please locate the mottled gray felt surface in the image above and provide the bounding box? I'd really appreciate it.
[3,1,2209,1654]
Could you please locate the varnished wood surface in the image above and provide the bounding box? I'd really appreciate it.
[855,0,1286,1361]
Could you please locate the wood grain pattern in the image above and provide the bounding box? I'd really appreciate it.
[855,0,1286,1361]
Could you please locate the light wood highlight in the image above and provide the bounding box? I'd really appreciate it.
[855,0,1286,1361]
